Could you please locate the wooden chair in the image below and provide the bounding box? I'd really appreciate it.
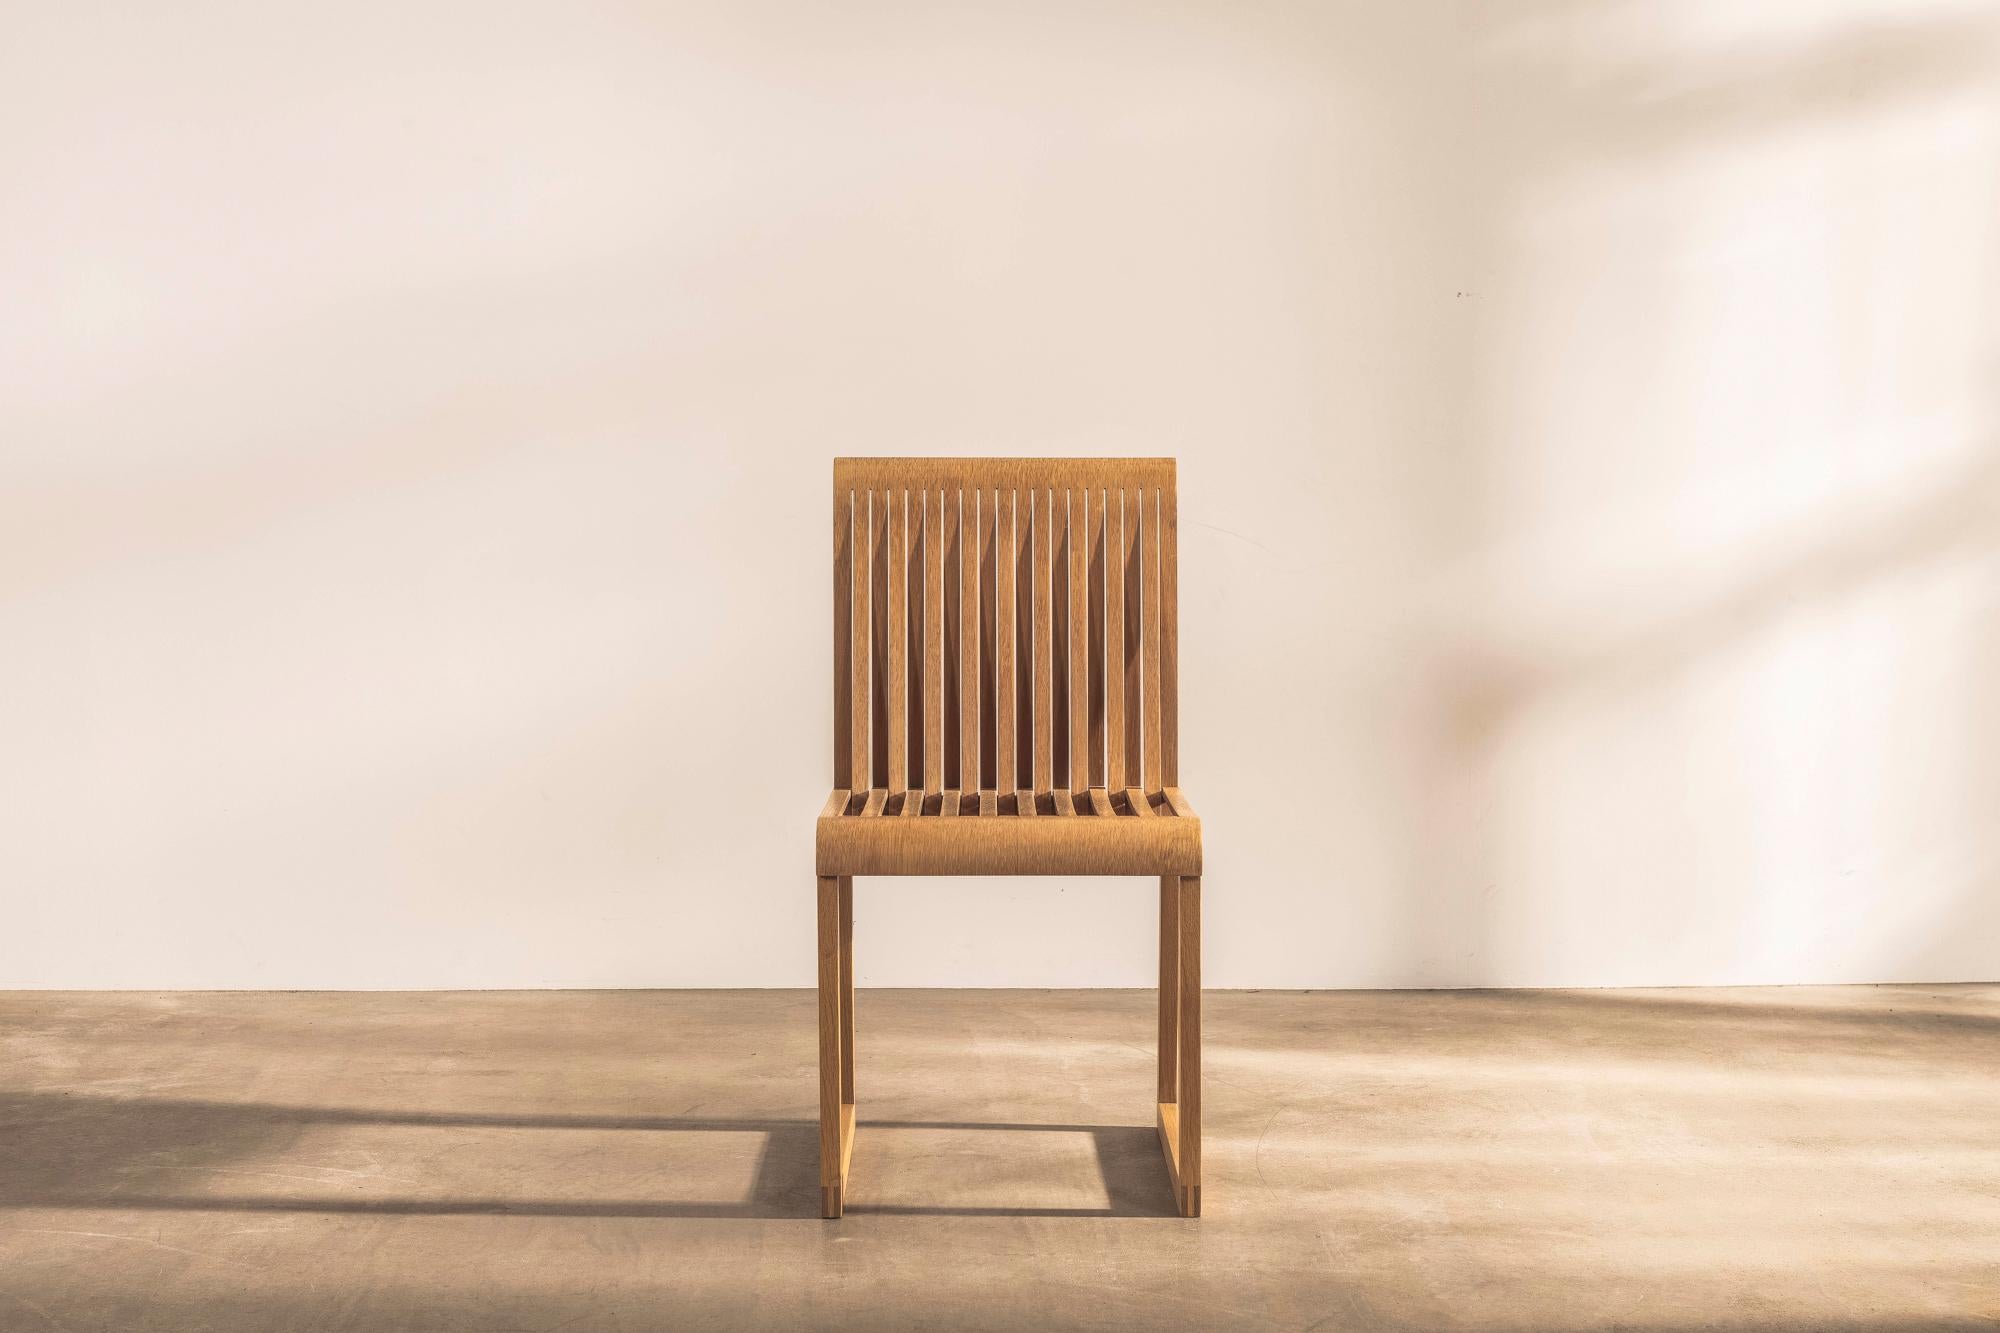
[815,457,1201,1219]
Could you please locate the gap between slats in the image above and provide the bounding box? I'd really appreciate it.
[837,787,1181,818]
[844,474,1166,812]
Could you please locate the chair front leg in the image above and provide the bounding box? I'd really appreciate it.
[1176,874,1201,1217]
[817,875,853,1217]
[1159,875,1180,1104]
[1156,873,1200,1217]
[839,876,855,1104]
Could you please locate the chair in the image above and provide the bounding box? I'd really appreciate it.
[815,457,1201,1219]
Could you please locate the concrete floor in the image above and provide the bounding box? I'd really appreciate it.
[1,987,1996,1331]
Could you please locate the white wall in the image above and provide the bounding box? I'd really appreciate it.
[4,0,1996,989]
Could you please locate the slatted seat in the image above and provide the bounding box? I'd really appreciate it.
[815,458,1202,1218]
[816,786,1200,876]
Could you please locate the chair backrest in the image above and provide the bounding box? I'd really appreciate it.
[832,458,1178,801]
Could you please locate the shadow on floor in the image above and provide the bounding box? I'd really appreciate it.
[0,1093,1178,1219]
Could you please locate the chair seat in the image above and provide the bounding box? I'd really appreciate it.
[816,786,1200,876]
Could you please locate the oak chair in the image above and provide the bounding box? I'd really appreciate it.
[815,457,1201,1219]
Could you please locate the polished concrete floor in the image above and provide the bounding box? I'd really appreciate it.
[1,986,1996,1331]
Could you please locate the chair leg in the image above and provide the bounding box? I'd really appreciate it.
[1158,876,1180,1104]
[817,875,854,1218]
[1176,874,1201,1217]
[1155,873,1200,1217]
[839,876,855,1104]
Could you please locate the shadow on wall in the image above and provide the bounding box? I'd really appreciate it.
[5,0,1998,991]
[1401,0,2000,987]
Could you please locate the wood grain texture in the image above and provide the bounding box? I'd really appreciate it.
[1086,486,1107,789]
[1158,874,1180,1104]
[1105,487,1126,790]
[838,876,855,1104]
[836,457,1174,490]
[820,459,1196,1217]
[1051,488,1070,789]
[850,487,871,791]
[822,462,1193,880]
[1159,478,1179,788]
[1176,873,1201,1218]
[834,485,854,788]
[817,804,1199,876]
[1120,486,1144,788]
[1141,484,1163,793]
[885,488,908,794]
[993,486,1017,794]
[961,488,981,792]
[817,874,844,1218]
[922,488,944,793]
[939,487,960,790]
[867,489,890,788]
[1031,484,1053,794]
[977,486,997,791]
[1066,485,1089,794]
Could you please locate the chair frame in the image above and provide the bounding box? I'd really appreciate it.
[815,458,1201,1218]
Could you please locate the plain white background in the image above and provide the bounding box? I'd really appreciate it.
[4,0,1997,988]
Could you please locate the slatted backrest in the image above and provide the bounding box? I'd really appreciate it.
[833,459,1177,802]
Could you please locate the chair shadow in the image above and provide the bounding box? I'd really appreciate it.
[0,1093,1179,1220]
[846,1120,1178,1217]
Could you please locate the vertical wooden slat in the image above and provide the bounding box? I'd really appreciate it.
[993,486,1017,794]
[923,488,944,795]
[1105,487,1126,790]
[864,486,888,784]
[834,483,854,788]
[1032,484,1053,794]
[977,486,997,791]
[885,487,908,793]
[941,487,961,791]
[848,490,872,788]
[1066,485,1089,794]
[1050,489,1069,789]
[1086,486,1106,789]
[1121,484,1144,788]
[1013,484,1034,790]
[1160,471,1179,787]
[1142,484,1163,792]
[958,487,980,792]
